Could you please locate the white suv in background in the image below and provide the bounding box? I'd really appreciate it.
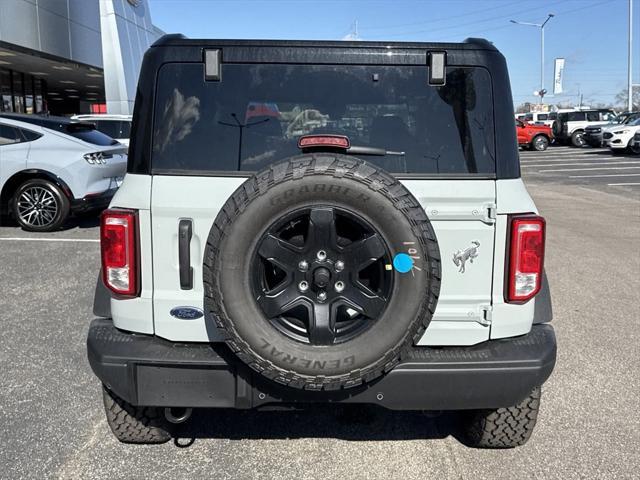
[553,109,617,147]
[602,117,640,154]
[0,114,127,231]
[72,114,132,147]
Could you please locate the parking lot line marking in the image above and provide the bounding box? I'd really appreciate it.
[607,182,640,186]
[520,150,609,157]
[0,237,99,243]
[539,166,640,173]
[569,173,640,178]
[522,161,640,168]
[521,157,620,163]
[521,157,619,163]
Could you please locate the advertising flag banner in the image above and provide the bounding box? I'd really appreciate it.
[553,58,565,95]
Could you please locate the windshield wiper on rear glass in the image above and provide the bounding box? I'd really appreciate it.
[346,145,405,156]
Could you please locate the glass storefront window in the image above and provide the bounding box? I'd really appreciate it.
[34,79,44,113]
[12,71,24,113]
[1,69,12,112]
[24,74,34,114]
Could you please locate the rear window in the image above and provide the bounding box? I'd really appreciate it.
[95,120,131,139]
[152,63,496,175]
[566,112,586,122]
[65,124,117,146]
[95,120,121,139]
[0,124,21,145]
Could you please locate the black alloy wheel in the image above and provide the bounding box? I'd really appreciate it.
[252,206,393,345]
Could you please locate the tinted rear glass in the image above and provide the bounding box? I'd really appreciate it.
[19,128,42,142]
[0,124,21,145]
[120,120,131,138]
[65,125,117,146]
[95,120,122,138]
[152,63,495,175]
[566,112,586,121]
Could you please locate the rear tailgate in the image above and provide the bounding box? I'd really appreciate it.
[151,177,496,345]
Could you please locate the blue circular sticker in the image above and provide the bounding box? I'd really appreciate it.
[392,253,414,273]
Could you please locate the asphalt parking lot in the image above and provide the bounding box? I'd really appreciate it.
[1,146,639,479]
[520,144,640,197]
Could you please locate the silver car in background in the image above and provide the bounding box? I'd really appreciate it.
[0,114,127,231]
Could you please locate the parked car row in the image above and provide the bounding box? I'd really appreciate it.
[516,108,640,154]
[0,113,131,231]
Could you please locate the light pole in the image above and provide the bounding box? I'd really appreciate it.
[511,13,555,104]
[628,0,634,112]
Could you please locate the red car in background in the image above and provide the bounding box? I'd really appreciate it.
[516,119,553,151]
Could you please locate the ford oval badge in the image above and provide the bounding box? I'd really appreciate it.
[170,306,204,320]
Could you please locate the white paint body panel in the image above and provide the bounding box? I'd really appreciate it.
[490,178,539,339]
[108,175,539,346]
[401,181,496,345]
[151,176,245,341]
[109,175,154,334]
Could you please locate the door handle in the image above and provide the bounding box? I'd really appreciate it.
[178,219,193,290]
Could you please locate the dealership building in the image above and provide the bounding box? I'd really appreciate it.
[0,0,162,116]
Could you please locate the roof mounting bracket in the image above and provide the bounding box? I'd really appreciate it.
[427,51,447,86]
[204,49,221,81]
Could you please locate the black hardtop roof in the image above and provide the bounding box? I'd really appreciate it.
[151,33,497,51]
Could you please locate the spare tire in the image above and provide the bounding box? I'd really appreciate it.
[203,154,441,390]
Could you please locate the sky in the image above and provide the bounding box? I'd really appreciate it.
[148,0,639,108]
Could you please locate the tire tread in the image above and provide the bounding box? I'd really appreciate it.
[463,387,541,448]
[102,386,170,444]
[203,154,441,391]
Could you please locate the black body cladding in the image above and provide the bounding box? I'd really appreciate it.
[127,36,520,179]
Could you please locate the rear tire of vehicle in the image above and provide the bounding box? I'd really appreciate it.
[531,135,549,151]
[551,120,561,137]
[461,386,541,449]
[12,178,70,232]
[102,386,171,444]
[570,131,585,148]
[203,154,441,391]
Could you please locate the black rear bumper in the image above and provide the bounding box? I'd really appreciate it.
[71,188,116,213]
[87,319,556,411]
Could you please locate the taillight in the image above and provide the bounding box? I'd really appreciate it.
[100,209,138,296]
[506,215,545,303]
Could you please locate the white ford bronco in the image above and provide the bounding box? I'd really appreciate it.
[88,35,556,448]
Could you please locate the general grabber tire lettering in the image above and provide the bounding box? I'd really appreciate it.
[462,386,542,448]
[102,386,171,444]
[203,154,441,391]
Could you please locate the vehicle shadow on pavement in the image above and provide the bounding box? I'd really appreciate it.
[66,213,100,229]
[171,406,465,444]
[0,213,100,230]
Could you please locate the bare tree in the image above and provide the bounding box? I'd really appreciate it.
[615,86,640,111]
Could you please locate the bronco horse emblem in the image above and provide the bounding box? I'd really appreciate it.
[453,241,480,273]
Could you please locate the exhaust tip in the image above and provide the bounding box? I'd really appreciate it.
[164,407,192,424]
